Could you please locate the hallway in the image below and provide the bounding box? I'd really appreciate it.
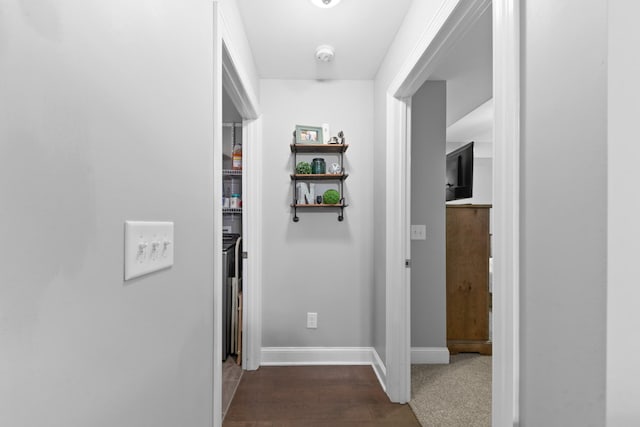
[223,365,419,426]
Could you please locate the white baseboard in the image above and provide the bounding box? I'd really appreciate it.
[371,348,387,391]
[411,347,450,364]
[260,347,387,391]
[261,346,374,365]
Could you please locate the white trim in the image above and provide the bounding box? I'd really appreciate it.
[212,5,223,427]
[411,347,451,364]
[492,0,520,425]
[261,347,387,392]
[372,348,387,392]
[218,6,260,120]
[242,117,262,371]
[384,0,520,423]
[390,0,491,98]
[222,44,259,120]
[384,94,411,404]
[261,347,379,366]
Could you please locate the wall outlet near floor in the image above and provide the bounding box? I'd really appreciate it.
[307,312,318,329]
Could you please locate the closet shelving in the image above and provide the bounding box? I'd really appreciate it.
[223,169,243,215]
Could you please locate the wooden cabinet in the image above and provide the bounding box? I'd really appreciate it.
[290,143,349,222]
[446,205,492,355]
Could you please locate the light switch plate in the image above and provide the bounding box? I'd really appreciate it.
[124,221,174,280]
[307,312,318,329]
[411,224,427,240]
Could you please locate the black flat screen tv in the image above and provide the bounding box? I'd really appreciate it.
[446,141,474,201]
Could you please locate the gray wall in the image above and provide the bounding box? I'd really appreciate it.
[410,81,447,348]
[259,79,374,348]
[0,1,216,426]
[520,0,607,425]
[608,2,640,424]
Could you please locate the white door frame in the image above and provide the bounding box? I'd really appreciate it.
[384,1,520,425]
[213,3,262,427]
[221,39,262,374]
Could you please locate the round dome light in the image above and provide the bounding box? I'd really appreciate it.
[315,45,335,62]
[310,0,343,9]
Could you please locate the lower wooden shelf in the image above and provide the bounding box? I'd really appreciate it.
[290,201,348,222]
[291,203,347,208]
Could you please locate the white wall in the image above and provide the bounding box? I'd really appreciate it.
[410,81,447,348]
[0,1,215,426]
[607,1,640,425]
[259,80,374,347]
[520,0,607,424]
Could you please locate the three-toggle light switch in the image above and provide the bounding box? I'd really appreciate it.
[136,238,172,263]
[125,221,174,280]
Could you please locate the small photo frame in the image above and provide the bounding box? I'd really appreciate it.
[295,125,323,144]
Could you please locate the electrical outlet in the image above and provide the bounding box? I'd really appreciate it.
[307,312,318,329]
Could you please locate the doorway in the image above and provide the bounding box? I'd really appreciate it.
[220,93,243,419]
[383,0,520,425]
[213,4,262,425]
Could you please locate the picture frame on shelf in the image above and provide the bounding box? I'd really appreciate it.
[295,125,323,144]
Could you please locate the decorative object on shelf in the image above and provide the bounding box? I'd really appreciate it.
[296,182,316,204]
[316,196,323,204]
[296,161,312,174]
[295,124,323,144]
[323,189,340,205]
[311,158,326,174]
[327,131,346,144]
[328,162,341,174]
[322,123,330,144]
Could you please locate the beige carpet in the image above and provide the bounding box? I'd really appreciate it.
[410,354,491,427]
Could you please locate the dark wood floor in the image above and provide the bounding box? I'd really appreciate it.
[223,365,420,426]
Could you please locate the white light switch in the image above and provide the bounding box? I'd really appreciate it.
[307,312,318,329]
[411,224,427,240]
[124,221,174,280]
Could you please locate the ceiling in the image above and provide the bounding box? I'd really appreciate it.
[446,99,493,158]
[235,0,413,80]
[430,4,492,127]
[234,0,493,154]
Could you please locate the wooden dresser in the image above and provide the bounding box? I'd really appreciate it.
[446,205,492,355]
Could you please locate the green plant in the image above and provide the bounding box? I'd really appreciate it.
[296,161,312,174]
[323,189,340,205]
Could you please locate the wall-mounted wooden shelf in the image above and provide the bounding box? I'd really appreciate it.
[291,203,348,208]
[290,142,348,222]
[290,143,349,153]
[290,173,349,181]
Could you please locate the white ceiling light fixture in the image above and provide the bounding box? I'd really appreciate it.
[310,0,342,9]
[315,45,335,62]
